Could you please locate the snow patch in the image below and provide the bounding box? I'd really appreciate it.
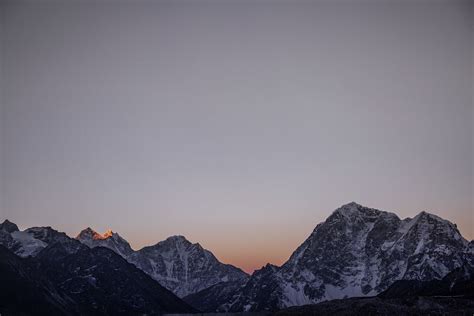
[11,231,47,257]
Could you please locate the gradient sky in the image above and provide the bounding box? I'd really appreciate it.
[1,0,473,273]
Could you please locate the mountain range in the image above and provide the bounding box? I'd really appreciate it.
[0,221,195,315]
[76,228,249,298]
[1,202,473,315]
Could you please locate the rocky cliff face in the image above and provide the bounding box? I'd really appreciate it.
[129,235,249,297]
[218,202,472,311]
[76,229,249,298]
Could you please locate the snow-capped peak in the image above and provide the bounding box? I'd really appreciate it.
[225,203,473,312]
[128,234,249,297]
[76,227,134,258]
[341,201,363,209]
[398,210,464,238]
[328,202,399,226]
[162,235,191,244]
[76,227,116,240]
[0,223,82,258]
[332,202,381,217]
[412,211,454,226]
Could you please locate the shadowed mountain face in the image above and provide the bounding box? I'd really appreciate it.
[188,203,473,312]
[0,245,71,316]
[34,244,196,315]
[0,220,18,233]
[77,229,249,297]
[183,277,249,312]
[129,235,249,297]
[0,224,196,316]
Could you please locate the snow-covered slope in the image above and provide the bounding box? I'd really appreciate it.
[0,220,78,257]
[75,228,249,298]
[226,202,473,311]
[129,235,249,297]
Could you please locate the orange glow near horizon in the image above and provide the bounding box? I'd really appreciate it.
[3,0,473,278]
[11,206,474,275]
[97,209,473,274]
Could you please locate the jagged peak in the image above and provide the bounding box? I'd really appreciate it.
[76,227,97,239]
[333,202,374,213]
[330,202,391,221]
[76,227,116,241]
[264,263,279,269]
[415,210,444,220]
[25,226,65,238]
[164,235,191,243]
[81,227,96,234]
[1,219,15,225]
[396,210,466,244]
[253,263,279,275]
[150,235,207,252]
[409,211,457,228]
[342,201,363,208]
[26,226,56,233]
[0,219,19,233]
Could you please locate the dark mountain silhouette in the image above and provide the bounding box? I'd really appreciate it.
[0,224,196,316]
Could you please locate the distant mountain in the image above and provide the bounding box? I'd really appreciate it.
[129,235,249,297]
[77,227,134,258]
[0,221,196,315]
[190,202,472,312]
[77,230,249,297]
[0,220,48,257]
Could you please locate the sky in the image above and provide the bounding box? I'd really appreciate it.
[1,0,473,273]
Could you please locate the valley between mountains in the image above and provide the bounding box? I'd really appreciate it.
[1,202,473,315]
